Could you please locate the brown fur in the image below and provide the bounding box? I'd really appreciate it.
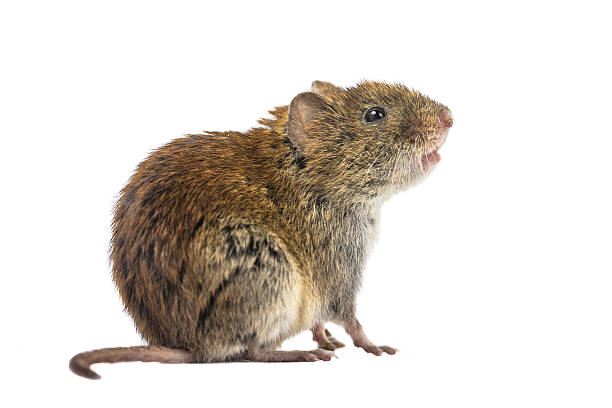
[70,80,452,378]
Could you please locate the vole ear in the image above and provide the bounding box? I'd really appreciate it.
[288,92,327,154]
[311,80,343,99]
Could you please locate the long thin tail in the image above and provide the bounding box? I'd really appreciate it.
[69,346,194,379]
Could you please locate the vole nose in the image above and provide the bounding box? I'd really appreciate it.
[439,109,453,128]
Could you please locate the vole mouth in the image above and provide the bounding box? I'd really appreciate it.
[422,149,441,166]
[420,128,448,167]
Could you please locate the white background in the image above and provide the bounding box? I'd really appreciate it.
[1,1,610,407]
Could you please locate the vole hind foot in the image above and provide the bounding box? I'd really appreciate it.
[311,324,346,351]
[243,349,335,362]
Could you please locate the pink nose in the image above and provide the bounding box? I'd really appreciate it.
[439,109,453,128]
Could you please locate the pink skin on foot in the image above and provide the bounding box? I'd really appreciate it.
[343,318,397,356]
[243,348,335,362]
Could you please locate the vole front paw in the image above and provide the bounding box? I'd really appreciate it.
[311,324,346,351]
[342,317,398,356]
[353,340,397,356]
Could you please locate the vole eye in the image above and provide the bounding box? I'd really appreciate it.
[364,107,386,123]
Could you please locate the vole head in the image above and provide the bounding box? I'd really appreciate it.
[286,80,452,201]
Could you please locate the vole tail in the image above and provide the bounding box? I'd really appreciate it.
[69,345,194,380]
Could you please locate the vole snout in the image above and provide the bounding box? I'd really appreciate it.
[439,108,453,129]
[430,108,452,152]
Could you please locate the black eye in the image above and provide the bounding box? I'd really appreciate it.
[364,107,386,123]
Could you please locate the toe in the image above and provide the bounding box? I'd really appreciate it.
[379,346,397,355]
[303,353,319,362]
[312,349,336,361]
[364,346,383,356]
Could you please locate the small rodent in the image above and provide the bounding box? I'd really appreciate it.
[70,80,453,379]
